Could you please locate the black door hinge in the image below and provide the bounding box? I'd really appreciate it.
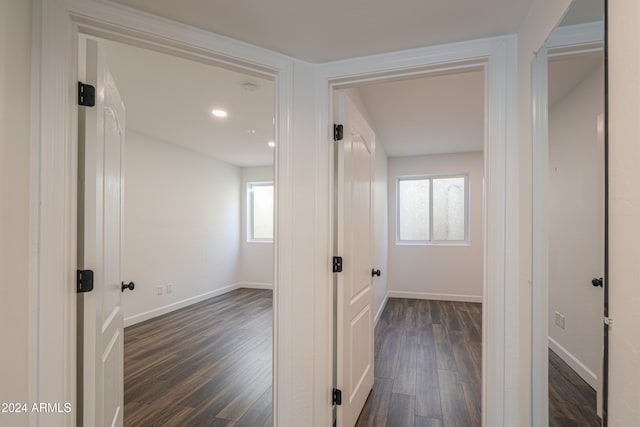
[77,269,94,293]
[334,124,343,141]
[332,388,342,405]
[332,256,343,273]
[78,81,96,107]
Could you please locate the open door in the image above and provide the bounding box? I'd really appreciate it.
[77,37,127,427]
[335,91,375,427]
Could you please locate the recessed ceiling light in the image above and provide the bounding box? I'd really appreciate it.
[211,109,227,118]
[268,141,276,148]
[246,129,257,135]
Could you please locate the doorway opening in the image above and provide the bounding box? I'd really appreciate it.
[530,1,606,425]
[76,35,277,426]
[546,48,604,427]
[332,67,486,426]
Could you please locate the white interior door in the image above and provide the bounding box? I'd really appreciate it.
[335,91,375,427]
[78,37,126,427]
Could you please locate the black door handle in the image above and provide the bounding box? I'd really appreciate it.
[592,277,603,288]
[121,281,135,292]
[371,269,381,277]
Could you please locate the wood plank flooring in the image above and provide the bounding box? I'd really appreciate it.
[124,292,600,427]
[356,298,482,427]
[356,298,601,427]
[124,288,272,427]
[549,349,601,427]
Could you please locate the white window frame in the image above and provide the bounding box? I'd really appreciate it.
[396,173,470,245]
[247,181,274,243]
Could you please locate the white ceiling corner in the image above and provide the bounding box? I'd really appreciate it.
[356,70,485,158]
[548,51,603,108]
[108,0,533,63]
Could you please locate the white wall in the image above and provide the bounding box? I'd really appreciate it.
[548,64,604,389]
[240,166,274,287]
[387,152,484,301]
[122,130,241,326]
[608,1,640,424]
[517,1,572,423]
[0,1,31,423]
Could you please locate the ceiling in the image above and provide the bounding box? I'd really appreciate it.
[109,0,533,63]
[549,51,603,108]
[560,0,604,27]
[357,70,485,157]
[105,40,600,164]
[102,0,604,163]
[104,40,275,167]
[106,37,483,162]
[549,0,604,107]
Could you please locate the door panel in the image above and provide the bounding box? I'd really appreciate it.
[350,305,372,395]
[78,37,126,427]
[336,91,375,427]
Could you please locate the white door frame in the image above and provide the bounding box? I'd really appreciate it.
[29,1,293,426]
[530,21,604,427]
[316,35,519,426]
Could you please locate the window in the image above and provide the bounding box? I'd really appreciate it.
[247,182,274,242]
[397,175,468,244]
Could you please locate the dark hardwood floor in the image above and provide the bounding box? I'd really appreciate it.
[356,298,601,427]
[124,288,272,427]
[124,291,600,427]
[549,349,601,427]
[356,298,482,427]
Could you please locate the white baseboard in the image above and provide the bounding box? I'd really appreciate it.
[237,282,273,290]
[548,336,598,390]
[374,294,388,325]
[387,290,482,303]
[124,283,239,327]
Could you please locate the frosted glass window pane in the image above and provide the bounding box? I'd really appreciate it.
[398,179,429,241]
[251,184,273,240]
[432,177,465,240]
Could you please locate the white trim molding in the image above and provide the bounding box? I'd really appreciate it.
[547,21,604,50]
[30,1,293,426]
[317,34,519,427]
[374,295,389,325]
[387,291,482,304]
[123,282,275,327]
[548,336,598,390]
[123,284,240,327]
[238,282,274,290]
[531,45,550,427]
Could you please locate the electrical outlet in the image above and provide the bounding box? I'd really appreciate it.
[554,311,565,329]
[157,285,164,296]
[166,283,173,294]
